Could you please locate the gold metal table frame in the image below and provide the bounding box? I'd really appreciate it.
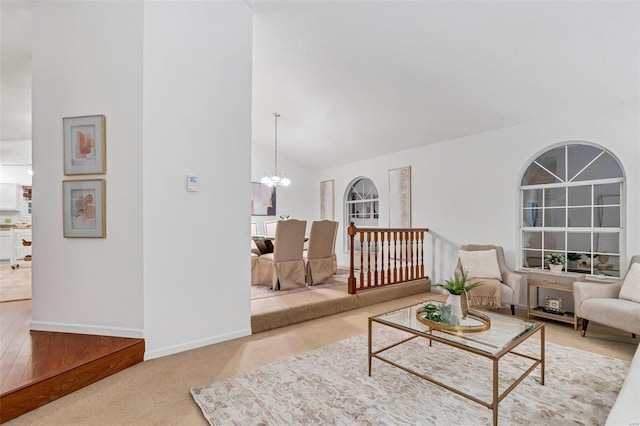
[368,303,545,426]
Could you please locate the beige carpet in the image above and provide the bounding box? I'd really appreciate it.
[192,327,628,425]
[251,268,350,299]
[0,261,31,302]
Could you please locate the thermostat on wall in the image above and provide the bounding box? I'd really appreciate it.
[187,175,199,192]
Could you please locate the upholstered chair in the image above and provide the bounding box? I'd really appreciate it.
[304,220,339,286]
[250,222,261,255]
[455,244,525,315]
[264,220,278,237]
[258,219,307,290]
[250,253,260,285]
[574,255,640,338]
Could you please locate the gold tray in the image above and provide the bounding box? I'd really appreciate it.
[416,307,491,333]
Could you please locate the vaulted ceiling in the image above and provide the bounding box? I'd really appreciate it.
[2,1,638,168]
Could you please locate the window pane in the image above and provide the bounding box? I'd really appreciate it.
[568,207,591,227]
[523,249,542,267]
[594,254,620,277]
[522,209,542,227]
[521,163,561,185]
[573,152,623,181]
[567,144,602,181]
[567,232,591,252]
[545,187,566,207]
[537,146,566,182]
[595,233,619,254]
[567,186,591,206]
[594,206,620,227]
[544,231,565,250]
[544,208,566,227]
[594,183,620,205]
[523,231,542,249]
[522,189,543,208]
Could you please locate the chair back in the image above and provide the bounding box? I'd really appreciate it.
[307,220,339,260]
[250,222,258,236]
[273,219,306,262]
[456,244,508,280]
[264,220,278,237]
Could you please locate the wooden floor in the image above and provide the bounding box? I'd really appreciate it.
[0,300,145,423]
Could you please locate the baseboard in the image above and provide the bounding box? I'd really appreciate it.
[143,328,252,360]
[30,320,144,338]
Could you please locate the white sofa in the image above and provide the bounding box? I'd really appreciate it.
[605,344,640,425]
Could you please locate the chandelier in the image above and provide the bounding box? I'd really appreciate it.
[261,113,291,187]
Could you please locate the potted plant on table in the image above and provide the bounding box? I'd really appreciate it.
[545,252,565,273]
[433,273,484,320]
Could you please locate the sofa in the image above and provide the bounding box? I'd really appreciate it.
[605,344,640,425]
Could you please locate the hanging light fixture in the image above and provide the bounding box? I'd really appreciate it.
[261,112,291,187]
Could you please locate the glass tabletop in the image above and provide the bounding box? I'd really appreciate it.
[371,301,541,355]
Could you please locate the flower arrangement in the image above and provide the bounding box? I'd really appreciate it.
[434,273,484,295]
[545,252,566,265]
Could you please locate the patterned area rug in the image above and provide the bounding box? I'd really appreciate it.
[251,268,350,299]
[191,327,629,425]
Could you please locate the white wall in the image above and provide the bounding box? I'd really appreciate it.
[316,99,640,305]
[142,1,253,359]
[251,142,315,234]
[31,1,144,337]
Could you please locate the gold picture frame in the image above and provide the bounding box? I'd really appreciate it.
[63,179,106,238]
[545,296,563,313]
[63,115,106,175]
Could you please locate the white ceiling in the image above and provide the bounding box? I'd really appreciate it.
[2,1,638,168]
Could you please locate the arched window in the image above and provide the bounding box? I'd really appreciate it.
[344,177,379,250]
[520,142,625,277]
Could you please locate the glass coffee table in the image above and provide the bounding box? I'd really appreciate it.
[369,301,545,426]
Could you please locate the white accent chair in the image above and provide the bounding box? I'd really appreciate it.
[574,255,640,338]
[304,220,339,286]
[258,219,307,290]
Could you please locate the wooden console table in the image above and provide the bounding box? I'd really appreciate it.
[524,269,586,330]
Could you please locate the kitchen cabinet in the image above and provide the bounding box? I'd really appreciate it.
[0,230,11,260]
[0,183,22,211]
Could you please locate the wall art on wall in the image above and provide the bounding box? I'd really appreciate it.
[320,180,335,220]
[389,166,411,228]
[251,182,276,216]
[63,179,106,238]
[63,115,106,175]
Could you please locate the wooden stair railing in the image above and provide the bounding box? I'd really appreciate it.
[347,222,429,294]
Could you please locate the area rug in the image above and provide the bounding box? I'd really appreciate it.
[191,327,629,425]
[251,268,350,300]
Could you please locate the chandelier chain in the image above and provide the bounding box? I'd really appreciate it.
[274,112,280,171]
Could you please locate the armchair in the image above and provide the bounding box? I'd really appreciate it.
[455,244,525,315]
[574,255,640,338]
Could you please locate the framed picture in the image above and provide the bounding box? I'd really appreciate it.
[63,115,106,175]
[320,180,335,220]
[63,179,106,238]
[389,166,411,228]
[251,182,276,216]
[545,296,564,313]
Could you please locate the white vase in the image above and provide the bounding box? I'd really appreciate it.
[446,292,468,321]
[550,264,563,273]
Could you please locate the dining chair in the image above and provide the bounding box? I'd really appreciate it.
[259,219,307,290]
[264,220,278,237]
[304,220,339,285]
[250,222,261,255]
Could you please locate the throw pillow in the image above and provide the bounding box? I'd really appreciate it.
[458,249,502,280]
[619,263,640,303]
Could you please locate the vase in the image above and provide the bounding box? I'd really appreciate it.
[550,264,563,273]
[446,291,469,321]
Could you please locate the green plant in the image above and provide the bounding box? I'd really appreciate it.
[566,252,582,261]
[434,273,484,295]
[545,252,566,265]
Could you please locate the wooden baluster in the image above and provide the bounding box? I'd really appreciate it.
[420,231,425,278]
[392,231,398,283]
[380,232,386,286]
[373,231,379,286]
[386,231,392,284]
[366,231,372,287]
[348,222,357,294]
[359,231,364,289]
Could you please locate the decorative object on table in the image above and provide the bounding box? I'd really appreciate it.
[388,166,411,228]
[544,296,564,314]
[545,252,565,273]
[596,254,612,270]
[434,273,484,320]
[567,252,582,268]
[279,215,289,220]
[251,182,276,216]
[320,180,335,220]
[63,115,106,175]
[416,304,491,332]
[261,112,291,187]
[62,179,106,238]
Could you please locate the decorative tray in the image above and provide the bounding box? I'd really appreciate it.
[416,307,491,333]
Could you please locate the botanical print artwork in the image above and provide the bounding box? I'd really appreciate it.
[71,125,97,165]
[71,189,97,230]
[389,166,411,228]
[320,180,334,220]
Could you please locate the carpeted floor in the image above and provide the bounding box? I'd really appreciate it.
[251,268,350,299]
[192,327,629,425]
[0,261,31,302]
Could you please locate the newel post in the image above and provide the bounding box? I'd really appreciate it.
[348,222,357,294]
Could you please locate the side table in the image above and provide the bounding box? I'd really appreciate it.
[525,269,586,330]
